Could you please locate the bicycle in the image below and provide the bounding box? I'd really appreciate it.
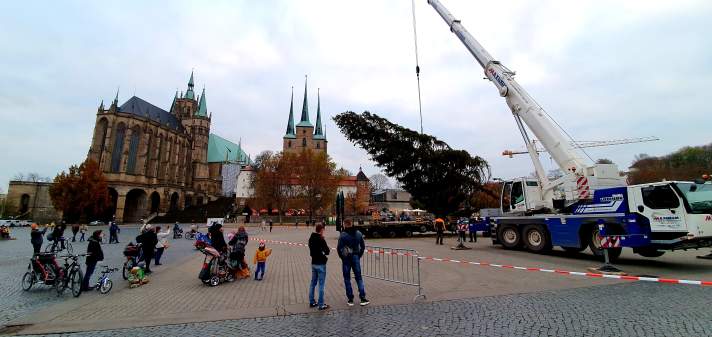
[21,252,63,293]
[94,264,118,294]
[45,237,73,255]
[56,254,85,297]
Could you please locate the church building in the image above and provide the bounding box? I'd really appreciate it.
[283,77,327,153]
[87,72,249,223]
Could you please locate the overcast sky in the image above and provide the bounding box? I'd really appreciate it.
[1,0,711,192]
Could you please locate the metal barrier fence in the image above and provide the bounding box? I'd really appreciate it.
[362,245,425,302]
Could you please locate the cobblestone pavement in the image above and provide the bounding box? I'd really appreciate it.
[20,282,712,337]
[0,224,201,327]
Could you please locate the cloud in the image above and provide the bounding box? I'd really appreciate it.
[1,0,711,192]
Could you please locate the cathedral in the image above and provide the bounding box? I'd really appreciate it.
[87,72,249,223]
[283,77,327,153]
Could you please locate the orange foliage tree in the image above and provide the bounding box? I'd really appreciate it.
[470,181,502,211]
[628,144,712,184]
[49,159,110,223]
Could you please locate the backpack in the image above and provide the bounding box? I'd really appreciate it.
[340,231,362,258]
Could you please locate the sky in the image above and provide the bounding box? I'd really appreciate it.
[1,0,711,192]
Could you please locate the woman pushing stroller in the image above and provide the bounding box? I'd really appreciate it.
[228,226,250,279]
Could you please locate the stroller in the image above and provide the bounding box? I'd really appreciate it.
[197,244,234,286]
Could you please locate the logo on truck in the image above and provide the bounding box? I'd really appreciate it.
[487,68,507,88]
[706,215,712,221]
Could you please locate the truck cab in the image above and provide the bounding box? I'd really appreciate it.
[628,180,712,250]
[500,178,543,215]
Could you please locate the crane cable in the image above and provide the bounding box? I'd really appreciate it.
[411,0,424,134]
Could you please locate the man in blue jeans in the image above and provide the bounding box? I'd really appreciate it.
[337,219,370,307]
[308,224,330,310]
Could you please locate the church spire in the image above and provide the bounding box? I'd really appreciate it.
[297,75,312,127]
[169,90,178,113]
[196,86,207,117]
[313,88,325,139]
[284,87,296,138]
[185,70,195,100]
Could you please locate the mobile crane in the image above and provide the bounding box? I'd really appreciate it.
[428,0,712,259]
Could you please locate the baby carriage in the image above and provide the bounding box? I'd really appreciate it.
[197,244,234,286]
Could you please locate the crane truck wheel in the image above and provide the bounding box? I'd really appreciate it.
[588,227,622,261]
[498,225,521,249]
[523,225,552,253]
[371,230,382,239]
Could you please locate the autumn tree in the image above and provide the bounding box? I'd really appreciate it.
[470,182,502,211]
[250,151,297,225]
[295,150,342,222]
[628,143,712,184]
[334,111,490,217]
[49,159,110,223]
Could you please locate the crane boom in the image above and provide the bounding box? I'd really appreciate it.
[427,0,625,206]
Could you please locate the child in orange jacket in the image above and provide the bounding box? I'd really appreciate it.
[253,240,272,281]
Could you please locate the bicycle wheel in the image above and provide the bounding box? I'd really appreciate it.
[70,267,83,297]
[122,261,130,280]
[22,272,35,291]
[99,279,113,294]
[55,273,66,296]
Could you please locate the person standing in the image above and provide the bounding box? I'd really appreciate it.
[30,223,47,254]
[261,219,266,231]
[82,230,104,291]
[468,217,478,243]
[136,224,158,273]
[208,223,227,254]
[71,223,80,242]
[308,224,330,310]
[109,221,120,244]
[154,226,171,265]
[434,218,446,245]
[269,219,273,232]
[79,224,88,242]
[49,222,67,251]
[337,219,369,307]
[252,240,272,281]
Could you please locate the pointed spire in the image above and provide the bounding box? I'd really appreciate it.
[297,75,313,127]
[284,87,296,138]
[196,86,207,117]
[185,70,195,100]
[112,87,120,106]
[99,99,104,111]
[314,88,325,139]
[169,90,178,113]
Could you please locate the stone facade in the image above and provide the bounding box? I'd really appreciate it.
[86,72,244,223]
[5,181,61,223]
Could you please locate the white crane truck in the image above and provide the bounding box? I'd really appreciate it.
[428,0,712,259]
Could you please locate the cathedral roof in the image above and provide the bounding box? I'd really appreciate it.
[119,96,184,131]
[196,87,208,117]
[208,133,251,164]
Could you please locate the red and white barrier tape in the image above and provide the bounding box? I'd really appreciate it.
[250,238,712,286]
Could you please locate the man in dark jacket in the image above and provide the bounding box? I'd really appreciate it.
[30,223,47,254]
[308,224,330,310]
[337,219,369,307]
[82,230,104,291]
[109,221,120,244]
[136,224,158,273]
[71,223,80,242]
[49,222,67,252]
[209,223,227,253]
